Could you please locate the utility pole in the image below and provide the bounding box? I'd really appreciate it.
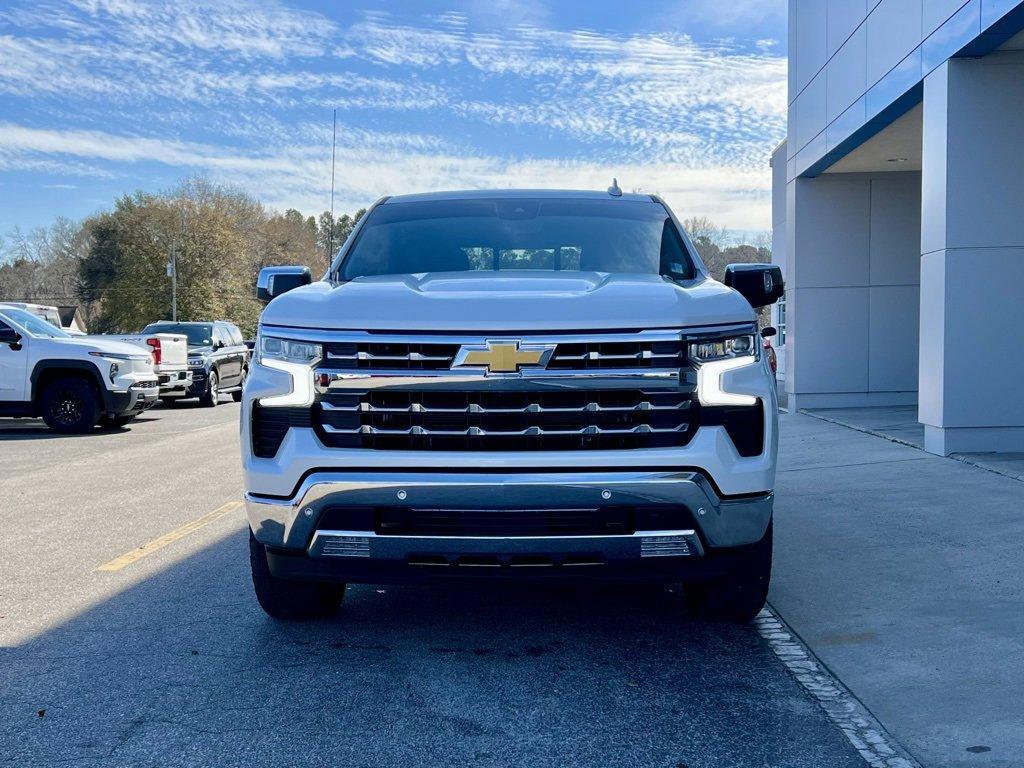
[167,244,177,321]
[329,108,337,270]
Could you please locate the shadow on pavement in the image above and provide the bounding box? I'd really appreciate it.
[0,413,164,440]
[0,531,864,768]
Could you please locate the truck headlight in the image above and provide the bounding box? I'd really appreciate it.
[257,336,322,366]
[689,333,758,407]
[256,334,321,407]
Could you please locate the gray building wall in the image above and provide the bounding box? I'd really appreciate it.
[785,171,921,408]
[777,0,1024,454]
[787,0,1023,180]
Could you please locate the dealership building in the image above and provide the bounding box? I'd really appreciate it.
[772,1,1024,455]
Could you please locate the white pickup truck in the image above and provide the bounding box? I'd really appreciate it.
[101,331,191,397]
[0,305,159,432]
[243,189,784,623]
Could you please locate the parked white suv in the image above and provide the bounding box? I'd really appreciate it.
[243,190,784,622]
[0,306,159,432]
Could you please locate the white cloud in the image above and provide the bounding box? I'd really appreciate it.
[0,123,772,229]
[0,2,785,230]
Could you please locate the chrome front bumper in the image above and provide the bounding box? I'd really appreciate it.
[245,470,773,556]
[157,369,192,394]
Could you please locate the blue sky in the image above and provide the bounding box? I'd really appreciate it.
[0,0,786,235]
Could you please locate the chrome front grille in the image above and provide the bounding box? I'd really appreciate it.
[324,342,460,370]
[320,332,687,372]
[315,389,696,451]
[247,327,741,455]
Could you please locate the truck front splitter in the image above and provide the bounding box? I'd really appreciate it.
[246,470,773,552]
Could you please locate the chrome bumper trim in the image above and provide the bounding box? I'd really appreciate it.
[308,528,704,561]
[245,471,773,551]
[315,368,682,392]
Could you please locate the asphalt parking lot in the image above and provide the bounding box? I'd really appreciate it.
[0,401,873,768]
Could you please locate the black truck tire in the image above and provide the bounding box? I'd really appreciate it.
[40,376,101,434]
[686,519,772,623]
[200,371,219,408]
[249,530,345,620]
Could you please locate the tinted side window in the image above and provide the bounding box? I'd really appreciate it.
[228,326,244,346]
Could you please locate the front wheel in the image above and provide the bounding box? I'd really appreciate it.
[200,371,219,407]
[231,368,247,402]
[249,531,345,620]
[40,377,101,434]
[686,520,772,623]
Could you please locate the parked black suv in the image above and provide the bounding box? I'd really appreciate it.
[142,321,249,407]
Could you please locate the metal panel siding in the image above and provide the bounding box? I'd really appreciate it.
[923,0,982,72]
[865,47,924,120]
[827,0,868,55]
[794,0,829,94]
[787,0,1024,179]
[924,0,970,34]
[865,0,924,87]
[826,25,867,122]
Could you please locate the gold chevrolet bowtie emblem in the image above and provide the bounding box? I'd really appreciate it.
[454,340,554,374]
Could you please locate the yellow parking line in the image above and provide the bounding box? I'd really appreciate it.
[95,500,244,572]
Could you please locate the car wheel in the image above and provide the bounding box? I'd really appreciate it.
[40,376,101,434]
[98,414,136,429]
[232,367,247,402]
[249,530,345,620]
[686,519,772,623]
[200,371,219,407]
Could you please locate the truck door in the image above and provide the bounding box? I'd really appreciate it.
[214,326,240,385]
[0,316,29,402]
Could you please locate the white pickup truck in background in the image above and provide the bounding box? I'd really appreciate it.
[0,305,159,432]
[100,331,191,397]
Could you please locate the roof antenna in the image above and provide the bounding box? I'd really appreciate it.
[607,178,622,197]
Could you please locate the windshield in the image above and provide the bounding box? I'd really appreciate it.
[143,323,213,347]
[337,198,696,281]
[0,307,71,338]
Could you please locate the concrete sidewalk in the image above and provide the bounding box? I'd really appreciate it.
[804,405,1024,481]
[770,411,1024,768]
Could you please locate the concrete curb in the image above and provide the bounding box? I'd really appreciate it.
[757,606,922,768]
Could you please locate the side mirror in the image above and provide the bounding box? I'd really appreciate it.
[0,327,22,349]
[724,263,784,308]
[761,326,777,339]
[257,266,312,303]
[214,339,225,350]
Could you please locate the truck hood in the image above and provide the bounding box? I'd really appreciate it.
[261,272,755,332]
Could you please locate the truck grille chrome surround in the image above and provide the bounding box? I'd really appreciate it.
[320,330,691,372]
[291,329,707,452]
[252,326,760,456]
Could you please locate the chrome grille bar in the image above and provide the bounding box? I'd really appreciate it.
[319,399,687,414]
[322,423,691,437]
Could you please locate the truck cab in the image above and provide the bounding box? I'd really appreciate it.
[242,190,784,622]
[0,305,159,432]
